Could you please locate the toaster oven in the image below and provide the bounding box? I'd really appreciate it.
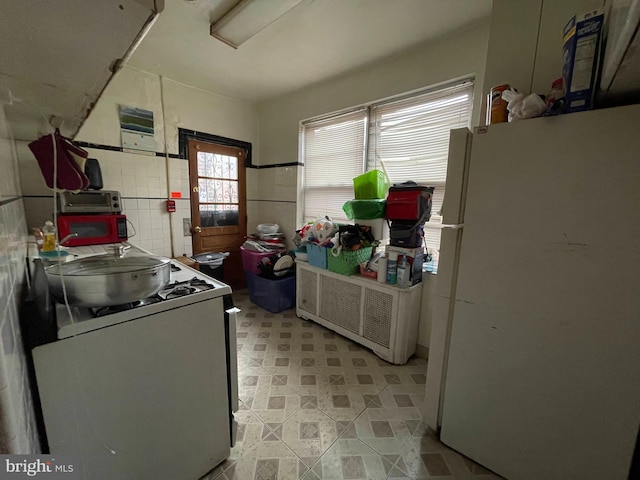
[58,190,122,214]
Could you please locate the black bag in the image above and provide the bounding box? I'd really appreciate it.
[84,158,104,190]
[389,220,424,248]
[338,224,375,250]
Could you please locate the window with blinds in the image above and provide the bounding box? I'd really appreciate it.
[300,79,473,260]
[301,109,367,222]
[368,81,473,254]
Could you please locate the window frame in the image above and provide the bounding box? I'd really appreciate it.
[299,77,474,258]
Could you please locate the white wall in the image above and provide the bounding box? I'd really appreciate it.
[0,103,39,453]
[256,20,490,350]
[20,67,259,258]
[483,0,605,99]
[258,20,490,167]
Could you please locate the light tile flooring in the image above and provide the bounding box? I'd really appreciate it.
[202,289,502,480]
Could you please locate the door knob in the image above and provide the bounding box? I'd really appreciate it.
[194,226,202,233]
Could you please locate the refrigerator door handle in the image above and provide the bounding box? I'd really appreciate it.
[440,223,464,230]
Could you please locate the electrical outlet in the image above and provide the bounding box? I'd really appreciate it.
[183,218,191,237]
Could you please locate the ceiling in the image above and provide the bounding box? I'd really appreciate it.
[0,0,160,140]
[129,0,493,102]
[0,0,491,142]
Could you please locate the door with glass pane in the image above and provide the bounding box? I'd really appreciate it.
[188,140,246,289]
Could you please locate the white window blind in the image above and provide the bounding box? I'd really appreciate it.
[301,109,367,223]
[300,80,473,260]
[368,81,473,253]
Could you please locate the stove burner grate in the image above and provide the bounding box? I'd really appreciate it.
[158,277,214,300]
[88,277,215,316]
[91,296,162,318]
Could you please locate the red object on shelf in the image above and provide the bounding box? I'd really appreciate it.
[385,184,434,221]
[359,264,378,279]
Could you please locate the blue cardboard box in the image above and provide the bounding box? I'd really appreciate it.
[562,9,605,113]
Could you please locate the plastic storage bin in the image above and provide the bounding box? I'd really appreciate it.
[241,246,274,275]
[307,243,328,269]
[191,251,228,280]
[327,246,373,276]
[246,272,296,313]
[353,170,390,199]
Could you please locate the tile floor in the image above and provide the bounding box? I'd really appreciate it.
[202,289,502,480]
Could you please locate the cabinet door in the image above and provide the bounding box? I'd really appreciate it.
[319,275,362,335]
[363,288,394,348]
[298,267,318,315]
[33,299,230,480]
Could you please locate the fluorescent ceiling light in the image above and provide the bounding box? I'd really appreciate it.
[210,0,303,48]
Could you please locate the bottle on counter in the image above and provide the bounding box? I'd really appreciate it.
[377,255,388,283]
[397,254,410,288]
[32,227,44,250]
[386,251,398,284]
[42,220,57,252]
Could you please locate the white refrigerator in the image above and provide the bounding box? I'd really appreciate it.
[424,104,640,480]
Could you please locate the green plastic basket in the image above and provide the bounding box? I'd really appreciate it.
[353,170,390,199]
[327,246,373,276]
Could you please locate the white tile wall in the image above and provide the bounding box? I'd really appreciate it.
[248,166,300,250]
[82,148,168,199]
[19,146,302,258]
[254,166,298,202]
[0,107,39,453]
[19,145,175,258]
[0,197,39,453]
[0,138,21,201]
[169,198,194,257]
[167,157,190,199]
[121,197,172,258]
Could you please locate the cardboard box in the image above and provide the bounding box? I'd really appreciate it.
[386,245,424,285]
[174,255,199,270]
[563,9,605,112]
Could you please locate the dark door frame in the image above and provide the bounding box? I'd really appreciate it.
[178,128,252,166]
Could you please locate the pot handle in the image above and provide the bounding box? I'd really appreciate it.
[111,245,131,257]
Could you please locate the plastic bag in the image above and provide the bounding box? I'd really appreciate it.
[342,199,386,220]
[502,89,547,121]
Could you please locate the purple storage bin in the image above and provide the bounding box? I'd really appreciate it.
[241,246,274,274]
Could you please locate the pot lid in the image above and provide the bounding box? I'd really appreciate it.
[45,253,170,276]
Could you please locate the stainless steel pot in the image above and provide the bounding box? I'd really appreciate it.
[45,248,171,307]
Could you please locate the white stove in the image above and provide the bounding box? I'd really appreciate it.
[55,257,231,338]
[32,242,238,480]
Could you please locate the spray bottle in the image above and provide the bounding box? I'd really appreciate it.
[397,254,411,288]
